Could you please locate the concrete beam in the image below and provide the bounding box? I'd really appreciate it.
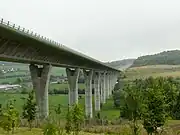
[66,68,80,105]
[93,71,101,111]
[29,64,51,119]
[84,69,93,118]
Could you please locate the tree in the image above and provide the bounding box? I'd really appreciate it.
[22,90,37,130]
[54,104,62,126]
[71,103,84,135]
[65,104,72,134]
[55,104,62,115]
[21,87,28,94]
[142,88,168,135]
[120,77,171,135]
[113,90,121,108]
[120,84,143,135]
[0,104,2,115]
[1,100,19,134]
[172,92,180,119]
[15,77,23,84]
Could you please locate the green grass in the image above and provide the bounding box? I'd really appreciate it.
[0,93,119,120]
[0,94,76,118]
[100,98,120,119]
[51,67,66,76]
[0,128,98,135]
[49,83,85,90]
[0,78,19,83]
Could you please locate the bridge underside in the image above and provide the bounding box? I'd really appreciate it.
[0,25,111,70]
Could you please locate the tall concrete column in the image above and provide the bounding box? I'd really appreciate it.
[111,73,115,93]
[29,64,51,119]
[66,68,80,105]
[84,70,93,118]
[100,75,103,103]
[111,73,115,94]
[93,71,101,111]
[109,73,112,96]
[101,72,106,104]
[106,73,110,99]
[113,73,116,89]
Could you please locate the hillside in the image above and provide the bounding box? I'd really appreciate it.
[125,65,180,80]
[132,50,180,67]
[106,59,135,70]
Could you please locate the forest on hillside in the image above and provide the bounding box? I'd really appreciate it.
[132,50,180,67]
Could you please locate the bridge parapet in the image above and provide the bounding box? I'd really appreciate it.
[0,18,62,48]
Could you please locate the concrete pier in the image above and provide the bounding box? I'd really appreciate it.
[101,72,106,104]
[106,73,110,99]
[29,64,51,119]
[66,68,80,105]
[93,71,101,111]
[84,70,93,118]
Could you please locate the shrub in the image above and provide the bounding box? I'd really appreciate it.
[1,100,19,134]
[22,90,37,130]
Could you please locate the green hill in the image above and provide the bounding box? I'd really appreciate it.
[106,59,135,70]
[132,50,180,67]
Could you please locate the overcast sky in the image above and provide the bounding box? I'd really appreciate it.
[1,0,180,62]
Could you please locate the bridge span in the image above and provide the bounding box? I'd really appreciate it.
[0,18,120,118]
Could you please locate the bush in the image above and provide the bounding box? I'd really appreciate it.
[21,88,28,94]
[43,122,58,135]
[22,90,37,130]
[1,100,19,134]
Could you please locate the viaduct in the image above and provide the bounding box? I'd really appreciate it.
[0,18,120,119]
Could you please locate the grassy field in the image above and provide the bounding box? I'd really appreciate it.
[125,65,180,80]
[0,128,102,135]
[49,83,85,90]
[0,121,180,135]
[0,93,119,120]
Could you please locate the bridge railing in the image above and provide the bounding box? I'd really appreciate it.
[0,18,63,47]
[0,18,90,57]
[0,18,118,71]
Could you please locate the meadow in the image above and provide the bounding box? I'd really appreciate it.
[0,93,119,120]
[125,65,180,80]
[49,83,85,91]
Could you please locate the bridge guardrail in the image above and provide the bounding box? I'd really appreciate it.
[0,18,62,47]
[0,18,119,71]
